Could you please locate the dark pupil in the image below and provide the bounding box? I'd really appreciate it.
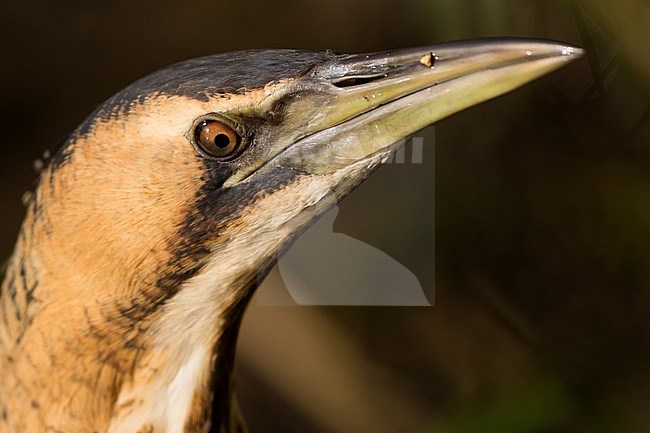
[213,133,231,149]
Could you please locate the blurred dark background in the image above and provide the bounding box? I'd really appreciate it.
[1,1,649,432]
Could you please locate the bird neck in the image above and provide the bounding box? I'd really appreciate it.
[0,146,328,432]
[0,198,251,433]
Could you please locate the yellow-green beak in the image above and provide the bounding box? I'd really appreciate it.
[225,38,583,186]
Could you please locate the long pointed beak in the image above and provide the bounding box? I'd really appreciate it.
[225,38,583,186]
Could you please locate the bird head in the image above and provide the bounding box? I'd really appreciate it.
[36,40,581,319]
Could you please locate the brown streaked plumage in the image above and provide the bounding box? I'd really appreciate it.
[0,40,582,432]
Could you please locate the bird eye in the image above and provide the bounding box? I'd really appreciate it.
[194,120,241,158]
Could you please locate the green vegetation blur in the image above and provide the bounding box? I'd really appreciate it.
[1,0,648,432]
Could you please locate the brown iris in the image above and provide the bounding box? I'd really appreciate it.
[194,120,241,158]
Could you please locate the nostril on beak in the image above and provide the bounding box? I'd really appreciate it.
[331,73,388,88]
